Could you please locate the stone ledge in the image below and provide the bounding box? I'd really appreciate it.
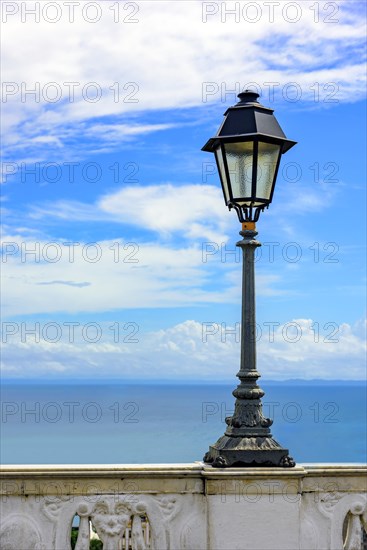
[1,463,365,496]
[1,462,365,476]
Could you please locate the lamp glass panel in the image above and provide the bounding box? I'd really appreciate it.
[215,146,230,203]
[256,142,281,201]
[224,142,253,201]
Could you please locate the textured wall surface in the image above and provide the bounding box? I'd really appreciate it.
[0,463,366,550]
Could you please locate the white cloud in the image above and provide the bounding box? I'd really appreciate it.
[0,231,227,317]
[2,0,366,162]
[1,1,365,384]
[87,123,176,138]
[1,218,289,317]
[1,318,365,380]
[97,184,229,240]
[0,169,347,318]
[26,182,232,240]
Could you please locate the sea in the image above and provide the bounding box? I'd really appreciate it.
[1,380,366,464]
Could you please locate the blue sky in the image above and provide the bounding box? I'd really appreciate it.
[1,0,366,380]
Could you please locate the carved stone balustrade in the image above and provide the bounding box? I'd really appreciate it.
[0,463,366,550]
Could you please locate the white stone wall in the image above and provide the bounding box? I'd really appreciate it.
[0,463,366,550]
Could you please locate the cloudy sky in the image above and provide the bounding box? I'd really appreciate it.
[1,0,366,380]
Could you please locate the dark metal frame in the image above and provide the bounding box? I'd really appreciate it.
[213,136,284,223]
[202,90,296,223]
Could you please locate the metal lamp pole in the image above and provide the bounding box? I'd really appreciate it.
[204,223,295,468]
[202,90,297,468]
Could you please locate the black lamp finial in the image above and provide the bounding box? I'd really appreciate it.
[236,90,260,105]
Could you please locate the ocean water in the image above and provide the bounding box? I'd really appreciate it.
[1,381,366,464]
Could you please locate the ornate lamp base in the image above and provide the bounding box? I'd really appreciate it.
[204,434,295,468]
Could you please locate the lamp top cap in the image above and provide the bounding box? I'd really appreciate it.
[236,90,260,105]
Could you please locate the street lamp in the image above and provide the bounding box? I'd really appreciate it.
[202,90,297,468]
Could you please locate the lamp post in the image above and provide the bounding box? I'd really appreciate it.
[202,90,297,468]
